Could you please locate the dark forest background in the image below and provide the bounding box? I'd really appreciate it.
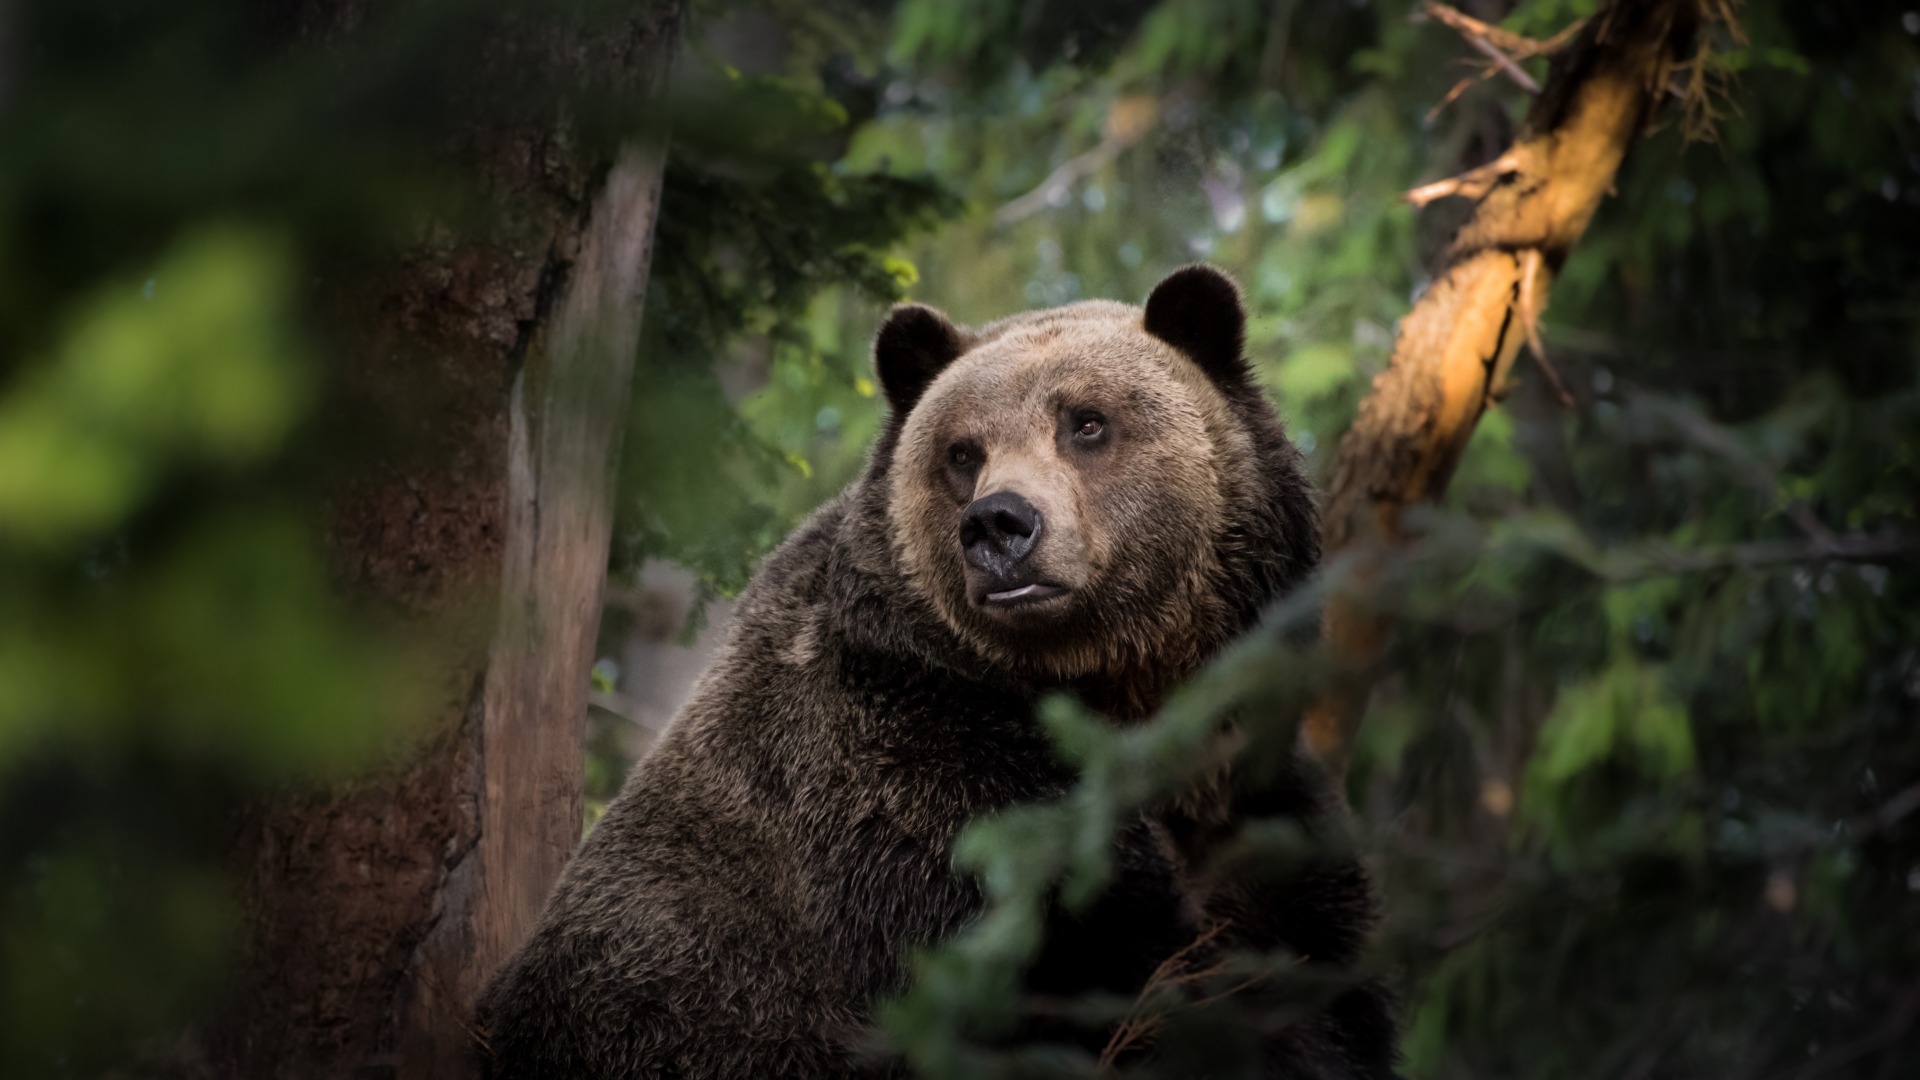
[1,0,1916,1076]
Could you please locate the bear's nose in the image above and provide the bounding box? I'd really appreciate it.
[959,491,1043,573]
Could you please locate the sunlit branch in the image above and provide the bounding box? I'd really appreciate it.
[1309,0,1736,775]
[1400,152,1521,207]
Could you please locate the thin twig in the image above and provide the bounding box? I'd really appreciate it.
[1782,982,1920,1080]
[1189,975,1270,1012]
[1426,63,1504,123]
[1624,387,1842,550]
[1528,15,1590,57]
[1099,921,1240,1069]
[1604,533,1912,580]
[1418,2,1586,115]
[1853,782,1920,839]
[1465,32,1542,94]
[1422,2,1583,60]
[995,125,1149,227]
[1371,532,1915,639]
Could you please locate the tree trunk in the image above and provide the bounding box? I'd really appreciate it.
[209,7,680,1077]
[1304,0,1702,775]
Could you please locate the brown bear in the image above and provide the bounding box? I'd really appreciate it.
[475,266,1396,1077]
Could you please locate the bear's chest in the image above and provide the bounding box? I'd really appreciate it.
[787,663,1196,1007]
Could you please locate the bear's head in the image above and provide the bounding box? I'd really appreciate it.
[874,265,1317,691]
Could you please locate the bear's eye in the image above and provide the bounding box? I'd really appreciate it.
[948,443,976,469]
[1073,413,1107,441]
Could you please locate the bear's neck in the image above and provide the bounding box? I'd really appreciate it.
[1058,672,1169,724]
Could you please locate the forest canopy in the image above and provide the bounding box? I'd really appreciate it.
[0,0,1916,1077]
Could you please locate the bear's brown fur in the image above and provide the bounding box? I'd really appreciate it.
[475,266,1396,1077]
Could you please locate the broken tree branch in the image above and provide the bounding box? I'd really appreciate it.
[1516,248,1575,406]
[1422,2,1587,60]
[1304,0,1711,776]
[1420,3,1589,117]
[1401,151,1522,207]
[1465,32,1543,94]
[1426,64,1505,123]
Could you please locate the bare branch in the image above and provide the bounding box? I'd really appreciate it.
[1857,783,1920,838]
[1465,31,1542,94]
[1426,62,1504,123]
[996,96,1157,227]
[994,136,1134,227]
[1782,983,1920,1080]
[1422,3,1587,59]
[1417,3,1590,116]
[1600,532,1913,580]
[1517,248,1574,406]
[1098,922,1255,1069]
[1421,2,1549,56]
[1625,388,1842,549]
[1401,151,1523,206]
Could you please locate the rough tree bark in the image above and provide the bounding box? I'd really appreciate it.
[210,5,680,1077]
[1303,0,1706,775]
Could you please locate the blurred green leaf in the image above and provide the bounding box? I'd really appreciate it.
[0,227,306,546]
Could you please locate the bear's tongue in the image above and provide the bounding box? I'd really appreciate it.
[985,583,1067,605]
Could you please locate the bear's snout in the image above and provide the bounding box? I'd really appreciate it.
[959,491,1067,608]
[960,490,1041,568]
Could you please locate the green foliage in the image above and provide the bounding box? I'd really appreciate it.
[0,228,309,547]
[0,1,659,1072]
[0,225,420,1073]
[618,32,961,595]
[1521,659,1696,845]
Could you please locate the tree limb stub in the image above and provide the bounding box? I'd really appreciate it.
[1303,0,1703,775]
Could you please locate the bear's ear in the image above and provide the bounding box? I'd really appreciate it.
[1143,264,1250,389]
[874,303,969,416]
